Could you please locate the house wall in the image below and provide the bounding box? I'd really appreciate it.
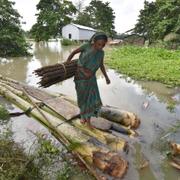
[78,29,95,40]
[62,24,96,41]
[62,24,79,40]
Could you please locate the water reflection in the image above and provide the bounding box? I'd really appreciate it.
[33,41,78,66]
[0,57,32,82]
[139,81,180,104]
[26,59,41,86]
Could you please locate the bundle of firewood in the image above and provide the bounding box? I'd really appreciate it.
[34,59,77,88]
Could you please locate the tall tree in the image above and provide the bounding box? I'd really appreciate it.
[30,0,77,41]
[0,0,30,57]
[74,0,116,37]
[153,0,180,40]
[134,1,157,43]
[134,0,180,43]
[74,10,92,27]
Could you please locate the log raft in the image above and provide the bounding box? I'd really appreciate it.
[0,75,140,179]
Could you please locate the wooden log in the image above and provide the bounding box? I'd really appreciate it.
[99,106,140,129]
[59,94,140,132]
[170,142,180,155]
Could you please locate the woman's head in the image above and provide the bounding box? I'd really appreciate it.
[90,32,108,50]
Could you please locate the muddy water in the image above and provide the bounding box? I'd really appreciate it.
[0,41,180,180]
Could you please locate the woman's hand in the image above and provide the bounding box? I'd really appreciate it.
[83,68,93,78]
[105,77,111,84]
[100,62,110,84]
[66,48,81,63]
[79,66,93,78]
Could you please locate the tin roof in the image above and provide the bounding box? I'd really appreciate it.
[71,23,97,31]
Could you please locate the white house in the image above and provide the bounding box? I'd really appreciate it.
[62,23,97,41]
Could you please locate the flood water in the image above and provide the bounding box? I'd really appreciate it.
[0,41,180,180]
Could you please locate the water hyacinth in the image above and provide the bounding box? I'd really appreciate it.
[105,45,180,87]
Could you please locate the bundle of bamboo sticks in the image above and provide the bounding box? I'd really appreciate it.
[34,59,77,88]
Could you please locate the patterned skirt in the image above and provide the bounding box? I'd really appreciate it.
[74,76,102,119]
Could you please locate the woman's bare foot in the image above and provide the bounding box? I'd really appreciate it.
[86,119,94,129]
[80,119,86,124]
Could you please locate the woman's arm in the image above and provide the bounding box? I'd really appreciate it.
[100,59,110,84]
[66,46,93,78]
[66,48,81,63]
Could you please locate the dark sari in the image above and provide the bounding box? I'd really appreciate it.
[74,43,104,119]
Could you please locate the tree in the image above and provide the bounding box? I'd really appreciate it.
[133,1,157,43]
[74,11,92,27]
[0,0,30,57]
[153,0,180,40]
[134,0,180,44]
[74,0,116,37]
[30,0,77,42]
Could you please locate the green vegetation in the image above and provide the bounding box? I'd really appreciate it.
[134,0,180,45]
[168,121,180,134]
[106,46,180,87]
[74,0,116,37]
[0,104,9,121]
[0,0,30,57]
[166,101,176,113]
[0,129,42,180]
[30,0,116,40]
[61,39,79,46]
[0,128,89,180]
[30,0,77,42]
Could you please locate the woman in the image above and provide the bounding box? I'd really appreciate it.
[66,32,110,128]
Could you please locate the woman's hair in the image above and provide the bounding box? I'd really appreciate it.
[89,32,108,43]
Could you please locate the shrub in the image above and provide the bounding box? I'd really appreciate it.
[61,38,77,46]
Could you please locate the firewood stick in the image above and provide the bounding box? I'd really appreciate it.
[34,60,77,75]
[35,64,77,75]
[42,68,76,78]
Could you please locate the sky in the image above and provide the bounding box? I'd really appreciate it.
[13,0,154,33]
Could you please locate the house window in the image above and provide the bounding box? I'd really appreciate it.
[68,34,72,39]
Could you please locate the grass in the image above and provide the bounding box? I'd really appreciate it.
[0,129,42,180]
[61,38,79,46]
[0,128,91,180]
[0,104,10,121]
[105,45,180,87]
[0,103,93,179]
